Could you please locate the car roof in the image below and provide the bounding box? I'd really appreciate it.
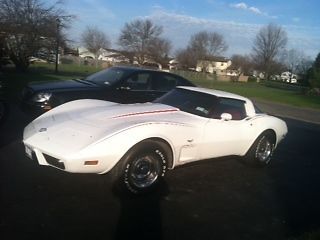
[177,86,250,102]
[112,65,165,74]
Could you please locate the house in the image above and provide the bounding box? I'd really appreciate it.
[169,59,179,70]
[78,47,95,59]
[98,49,130,63]
[226,69,240,76]
[252,70,265,80]
[196,57,232,75]
[281,71,297,84]
[142,61,162,70]
[78,47,132,64]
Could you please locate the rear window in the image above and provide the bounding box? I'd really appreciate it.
[211,98,247,120]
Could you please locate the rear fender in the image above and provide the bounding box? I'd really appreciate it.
[241,115,287,155]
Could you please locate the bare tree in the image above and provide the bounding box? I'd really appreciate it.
[147,38,171,66]
[188,31,208,60]
[190,31,228,59]
[252,23,287,79]
[280,48,313,83]
[231,54,253,76]
[297,57,313,75]
[176,31,228,69]
[207,32,228,57]
[81,26,110,66]
[0,0,72,71]
[281,49,303,73]
[118,19,164,64]
[175,47,197,69]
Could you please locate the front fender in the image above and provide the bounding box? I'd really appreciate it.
[76,122,198,174]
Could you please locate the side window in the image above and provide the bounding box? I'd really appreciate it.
[152,74,177,91]
[212,98,246,120]
[123,73,151,90]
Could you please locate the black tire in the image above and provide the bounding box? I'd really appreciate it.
[244,132,275,166]
[112,140,170,194]
[0,100,8,126]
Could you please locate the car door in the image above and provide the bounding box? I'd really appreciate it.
[116,71,153,103]
[199,98,251,159]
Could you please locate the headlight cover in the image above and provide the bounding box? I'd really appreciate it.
[32,92,52,102]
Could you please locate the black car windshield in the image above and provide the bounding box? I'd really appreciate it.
[85,67,129,86]
[154,88,218,118]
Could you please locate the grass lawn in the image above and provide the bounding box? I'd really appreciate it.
[196,80,320,110]
[1,63,320,110]
[177,71,320,110]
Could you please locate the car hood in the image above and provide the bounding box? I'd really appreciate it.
[23,100,195,156]
[27,79,99,92]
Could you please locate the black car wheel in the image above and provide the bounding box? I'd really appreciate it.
[112,139,171,194]
[244,131,275,166]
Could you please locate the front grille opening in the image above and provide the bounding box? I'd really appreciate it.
[43,154,65,170]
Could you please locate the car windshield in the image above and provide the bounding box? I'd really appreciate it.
[154,88,218,118]
[84,67,129,86]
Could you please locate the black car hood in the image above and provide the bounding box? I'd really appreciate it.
[28,79,100,92]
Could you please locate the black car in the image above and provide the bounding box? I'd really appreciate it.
[21,66,195,116]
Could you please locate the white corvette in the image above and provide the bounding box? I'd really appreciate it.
[23,86,287,193]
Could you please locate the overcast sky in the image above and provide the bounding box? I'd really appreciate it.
[51,0,320,58]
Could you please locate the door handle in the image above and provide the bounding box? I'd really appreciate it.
[118,86,130,90]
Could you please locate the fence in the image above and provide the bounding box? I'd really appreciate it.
[60,55,113,68]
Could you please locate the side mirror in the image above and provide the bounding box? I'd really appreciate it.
[220,113,232,121]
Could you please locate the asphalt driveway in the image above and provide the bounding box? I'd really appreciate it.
[1,102,320,240]
[254,99,320,125]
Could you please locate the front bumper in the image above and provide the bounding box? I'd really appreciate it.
[24,144,113,174]
[25,145,65,170]
[20,101,52,117]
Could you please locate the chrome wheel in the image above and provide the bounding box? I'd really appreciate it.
[116,140,170,194]
[255,136,273,164]
[129,154,161,189]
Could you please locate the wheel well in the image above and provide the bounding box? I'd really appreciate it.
[262,129,276,144]
[131,137,174,169]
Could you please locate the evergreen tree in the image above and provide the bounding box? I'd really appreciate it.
[308,52,320,89]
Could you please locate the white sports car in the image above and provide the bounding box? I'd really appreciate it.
[23,86,287,193]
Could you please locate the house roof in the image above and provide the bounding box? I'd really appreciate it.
[197,57,231,63]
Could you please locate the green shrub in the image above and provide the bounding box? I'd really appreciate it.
[60,58,74,64]
[247,76,257,82]
[308,68,320,88]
